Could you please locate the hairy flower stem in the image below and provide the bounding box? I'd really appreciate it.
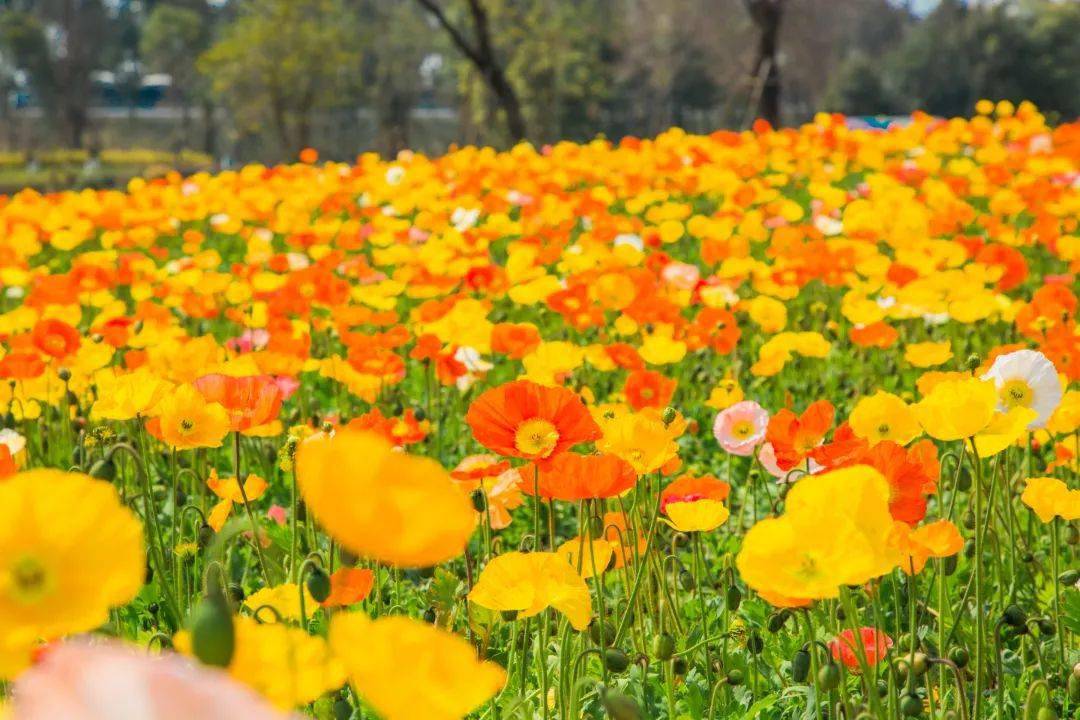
[968,438,985,720]
[234,432,272,586]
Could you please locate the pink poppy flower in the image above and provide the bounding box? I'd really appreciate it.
[712,401,769,456]
[11,639,291,719]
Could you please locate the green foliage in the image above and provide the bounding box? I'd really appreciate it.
[198,0,363,158]
[828,0,1080,119]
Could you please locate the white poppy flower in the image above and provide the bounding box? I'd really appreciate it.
[981,349,1062,428]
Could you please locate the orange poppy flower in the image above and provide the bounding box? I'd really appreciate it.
[854,441,939,525]
[466,380,601,462]
[810,422,870,468]
[0,352,45,380]
[603,343,645,371]
[765,400,835,472]
[0,445,16,479]
[623,369,676,411]
[491,323,541,359]
[194,374,283,432]
[849,322,899,349]
[31,319,80,359]
[321,568,375,608]
[518,452,636,501]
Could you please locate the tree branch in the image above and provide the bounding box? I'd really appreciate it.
[413,0,484,67]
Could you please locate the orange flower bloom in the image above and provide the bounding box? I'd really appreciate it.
[491,323,541,359]
[623,369,676,411]
[346,408,429,446]
[466,380,601,462]
[194,374,283,432]
[0,352,45,380]
[31,319,80,359]
[849,322,899,349]
[321,568,375,608]
[0,445,16,479]
[518,452,636,501]
[765,400,835,472]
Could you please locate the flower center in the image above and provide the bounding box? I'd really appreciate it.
[732,420,755,439]
[180,418,195,433]
[877,423,890,437]
[514,418,560,458]
[7,555,53,604]
[1000,379,1032,409]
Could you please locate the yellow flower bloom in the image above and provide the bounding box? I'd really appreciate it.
[596,411,679,475]
[736,466,898,603]
[296,429,475,568]
[91,368,174,420]
[914,376,997,441]
[1020,477,1080,523]
[971,407,1037,457]
[243,583,316,622]
[0,470,144,677]
[329,612,505,720]
[556,537,614,579]
[747,295,788,333]
[663,499,730,533]
[904,341,953,368]
[848,391,921,445]
[150,384,230,450]
[468,551,592,630]
[193,615,345,709]
[705,377,744,411]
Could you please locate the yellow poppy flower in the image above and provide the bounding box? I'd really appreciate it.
[243,583,316,622]
[296,430,475,568]
[596,411,679,475]
[663,499,730,533]
[556,537,615,579]
[90,368,174,420]
[150,384,230,450]
[0,470,144,678]
[736,466,898,603]
[329,612,505,720]
[848,391,921,445]
[1021,477,1080,523]
[468,551,592,630]
[904,341,953,368]
[971,407,1037,457]
[914,376,997,441]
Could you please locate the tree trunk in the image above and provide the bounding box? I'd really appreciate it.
[746,0,784,127]
[413,0,527,142]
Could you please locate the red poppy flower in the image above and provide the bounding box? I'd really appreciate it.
[519,452,637,501]
[31,319,80,359]
[829,627,893,671]
[466,380,601,462]
[623,369,676,411]
[765,400,835,472]
[194,374,283,432]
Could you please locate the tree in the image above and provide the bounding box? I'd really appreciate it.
[413,0,526,142]
[744,0,784,127]
[0,0,108,147]
[198,0,362,159]
[140,3,209,147]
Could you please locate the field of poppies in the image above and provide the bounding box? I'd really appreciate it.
[0,101,1078,720]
